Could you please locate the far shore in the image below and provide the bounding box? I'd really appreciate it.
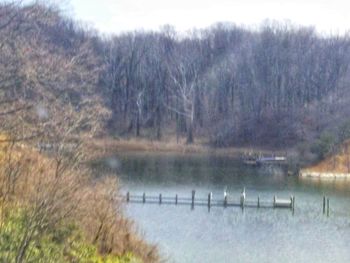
[84,136,287,160]
[299,170,350,179]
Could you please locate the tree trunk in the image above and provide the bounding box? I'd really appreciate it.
[135,112,140,137]
[186,120,193,144]
[186,104,195,144]
[156,105,161,140]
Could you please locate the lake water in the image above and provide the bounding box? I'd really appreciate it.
[97,153,350,263]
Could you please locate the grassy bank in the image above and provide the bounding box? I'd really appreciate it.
[300,140,350,177]
[84,136,287,160]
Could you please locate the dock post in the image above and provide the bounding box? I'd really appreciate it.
[323,196,326,214]
[175,194,178,205]
[126,192,130,203]
[240,194,245,208]
[208,192,212,212]
[208,193,212,208]
[257,196,260,208]
[273,195,276,208]
[327,198,330,217]
[142,192,146,204]
[159,193,162,205]
[191,190,195,209]
[290,196,295,214]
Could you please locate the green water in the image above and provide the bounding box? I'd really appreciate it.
[96,153,350,263]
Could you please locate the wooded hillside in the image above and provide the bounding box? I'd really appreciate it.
[101,24,350,148]
[0,2,110,144]
[2,2,350,151]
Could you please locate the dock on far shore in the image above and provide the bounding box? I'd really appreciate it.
[242,154,287,166]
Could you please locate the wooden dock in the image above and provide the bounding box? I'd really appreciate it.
[124,190,295,211]
[242,155,287,166]
[124,191,335,217]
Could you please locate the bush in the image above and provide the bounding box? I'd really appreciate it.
[0,141,158,263]
[0,207,141,263]
[0,207,94,262]
[311,132,336,160]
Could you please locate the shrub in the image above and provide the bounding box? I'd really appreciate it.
[0,141,158,263]
[311,132,336,160]
[0,207,142,263]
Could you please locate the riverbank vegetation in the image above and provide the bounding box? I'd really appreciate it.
[0,135,158,262]
[300,122,350,174]
[85,136,286,161]
[301,139,350,174]
[0,2,158,262]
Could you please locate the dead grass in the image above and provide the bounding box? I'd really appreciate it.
[84,136,283,160]
[303,140,350,173]
[86,136,207,155]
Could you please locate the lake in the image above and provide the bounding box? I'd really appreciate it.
[97,153,350,263]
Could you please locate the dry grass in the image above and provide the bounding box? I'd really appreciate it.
[84,136,283,161]
[86,136,207,156]
[303,140,350,173]
[0,137,159,263]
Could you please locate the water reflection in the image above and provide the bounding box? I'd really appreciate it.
[298,176,350,195]
[93,152,350,263]
[96,153,349,195]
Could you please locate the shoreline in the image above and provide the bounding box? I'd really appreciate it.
[84,137,287,160]
[299,170,350,179]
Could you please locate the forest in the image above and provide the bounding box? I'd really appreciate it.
[101,21,350,149]
[2,2,350,150]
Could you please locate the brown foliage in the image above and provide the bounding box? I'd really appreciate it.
[0,3,158,262]
[304,140,350,173]
[0,140,159,262]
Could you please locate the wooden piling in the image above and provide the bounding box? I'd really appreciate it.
[323,196,326,214]
[126,191,302,212]
[208,193,212,208]
[240,194,245,208]
[290,195,295,214]
[191,190,195,209]
[327,198,330,217]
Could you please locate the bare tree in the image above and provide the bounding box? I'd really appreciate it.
[167,51,199,144]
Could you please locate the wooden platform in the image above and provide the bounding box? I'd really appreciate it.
[243,155,287,166]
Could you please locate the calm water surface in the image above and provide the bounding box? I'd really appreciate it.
[99,153,350,263]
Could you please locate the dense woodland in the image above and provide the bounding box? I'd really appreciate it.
[2,2,350,150]
[102,23,350,149]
